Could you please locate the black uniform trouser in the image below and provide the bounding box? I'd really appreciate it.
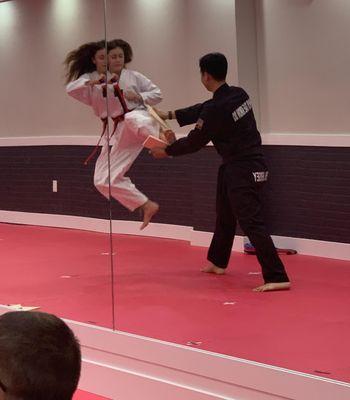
[207,160,289,284]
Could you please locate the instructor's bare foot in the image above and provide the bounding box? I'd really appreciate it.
[201,263,226,275]
[140,200,159,230]
[253,282,291,292]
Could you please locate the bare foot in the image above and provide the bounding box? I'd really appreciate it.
[140,200,159,230]
[253,282,291,292]
[201,263,226,275]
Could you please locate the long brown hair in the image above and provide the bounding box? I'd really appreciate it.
[107,39,133,64]
[64,40,105,83]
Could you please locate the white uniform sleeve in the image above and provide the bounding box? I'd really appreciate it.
[135,72,162,106]
[66,73,93,106]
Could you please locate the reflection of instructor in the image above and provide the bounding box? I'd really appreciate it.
[152,53,290,292]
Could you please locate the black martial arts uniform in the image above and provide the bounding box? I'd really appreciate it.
[165,83,289,283]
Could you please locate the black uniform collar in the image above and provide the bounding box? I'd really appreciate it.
[213,83,229,99]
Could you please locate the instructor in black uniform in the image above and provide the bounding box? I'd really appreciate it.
[151,53,290,292]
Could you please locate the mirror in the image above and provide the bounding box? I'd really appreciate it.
[102,0,349,386]
[0,0,115,329]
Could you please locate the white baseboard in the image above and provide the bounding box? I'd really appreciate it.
[189,229,350,261]
[0,210,349,261]
[0,135,99,146]
[0,305,348,400]
[0,210,111,233]
[267,235,350,261]
[260,132,350,147]
[111,219,194,241]
[190,230,245,252]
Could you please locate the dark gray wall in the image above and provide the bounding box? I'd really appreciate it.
[0,145,349,244]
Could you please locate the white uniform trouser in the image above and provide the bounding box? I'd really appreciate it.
[94,110,159,211]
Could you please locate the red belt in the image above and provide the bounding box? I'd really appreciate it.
[84,117,108,165]
[84,81,130,165]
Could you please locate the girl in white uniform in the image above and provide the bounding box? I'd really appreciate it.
[65,40,162,229]
[65,41,117,119]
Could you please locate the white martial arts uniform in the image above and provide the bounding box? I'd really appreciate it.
[66,71,123,119]
[67,69,162,211]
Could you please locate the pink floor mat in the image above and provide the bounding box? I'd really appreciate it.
[1,223,349,383]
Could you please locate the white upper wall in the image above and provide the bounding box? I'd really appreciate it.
[256,0,350,134]
[183,0,238,105]
[4,0,348,138]
[0,0,237,137]
[235,0,260,126]
[106,0,237,135]
[0,0,106,137]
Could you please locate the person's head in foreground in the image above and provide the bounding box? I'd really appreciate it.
[0,311,81,400]
[199,52,228,91]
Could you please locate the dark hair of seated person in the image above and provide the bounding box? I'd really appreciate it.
[0,311,81,400]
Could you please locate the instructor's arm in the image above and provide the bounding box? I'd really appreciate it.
[151,104,216,158]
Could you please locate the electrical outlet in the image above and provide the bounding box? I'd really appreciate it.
[52,180,58,192]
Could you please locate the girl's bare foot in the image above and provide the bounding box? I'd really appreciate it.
[140,200,159,230]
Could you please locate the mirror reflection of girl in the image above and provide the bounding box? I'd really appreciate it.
[64,40,162,229]
[64,41,120,119]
